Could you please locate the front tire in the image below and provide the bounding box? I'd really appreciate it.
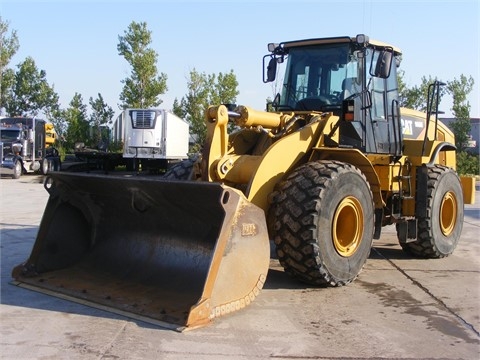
[400,165,464,258]
[269,160,374,286]
[13,160,22,179]
[41,158,51,175]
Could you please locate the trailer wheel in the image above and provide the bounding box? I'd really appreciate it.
[13,160,22,179]
[163,158,195,180]
[399,165,463,258]
[269,160,374,286]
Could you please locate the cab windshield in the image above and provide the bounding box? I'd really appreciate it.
[278,43,362,111]
[0,129,21,141]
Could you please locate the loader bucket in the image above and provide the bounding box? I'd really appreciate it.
[11,172,270,331]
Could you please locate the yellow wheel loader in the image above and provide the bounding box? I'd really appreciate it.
[12,34,475,331]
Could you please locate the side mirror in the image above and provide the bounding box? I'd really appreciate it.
[263,56,277,83]
[371,49,393,79]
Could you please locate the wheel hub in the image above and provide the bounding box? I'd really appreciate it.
[332,196,364,257]
[440,191,457,237]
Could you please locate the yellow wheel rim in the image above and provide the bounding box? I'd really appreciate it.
[440,191,457,236]
[332,196,364,257]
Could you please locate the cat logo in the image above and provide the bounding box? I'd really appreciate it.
[401,118,413,136]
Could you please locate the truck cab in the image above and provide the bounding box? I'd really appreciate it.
[0,117,60,179]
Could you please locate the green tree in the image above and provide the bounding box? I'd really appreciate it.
[209,70,239,106]
[63,93,89,151]
[398,72,445,112]
[456,151,479,176]
[172,98,183,118]
[175,69,211,149]
[175,68,239,150]
[0,17,20,113]
[117,21,167,108]
[4,57,59,117]
[445,75,477,175]
[446,75,474,151]
[215,70,239,134]
[89,93,114,148]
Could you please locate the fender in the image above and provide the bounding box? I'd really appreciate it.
[309,147,384,239]
[427,141,456,166]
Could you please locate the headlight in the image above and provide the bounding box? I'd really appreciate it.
[12,143,22,154]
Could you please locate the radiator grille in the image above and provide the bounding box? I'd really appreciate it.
[130,110,156,129]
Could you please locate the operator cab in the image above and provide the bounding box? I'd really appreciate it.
[264,34,403,156]
[273,41,357,112]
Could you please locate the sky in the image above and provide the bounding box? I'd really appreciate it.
[1,0,479,120]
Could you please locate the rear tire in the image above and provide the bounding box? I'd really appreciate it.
[399,165,463,258]
[269,160,374,286]
[163,158,195,180]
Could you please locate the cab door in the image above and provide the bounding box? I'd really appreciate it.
[365,49,402,156]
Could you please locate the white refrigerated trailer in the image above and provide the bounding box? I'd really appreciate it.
[113,108,189,172]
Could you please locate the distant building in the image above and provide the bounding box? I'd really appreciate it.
[440,118,480,155]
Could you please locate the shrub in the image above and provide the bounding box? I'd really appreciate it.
[456,151,479,176]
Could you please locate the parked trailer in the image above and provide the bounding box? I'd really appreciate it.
[118,108,189,172]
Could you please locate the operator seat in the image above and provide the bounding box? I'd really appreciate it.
[341,77,358,100]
